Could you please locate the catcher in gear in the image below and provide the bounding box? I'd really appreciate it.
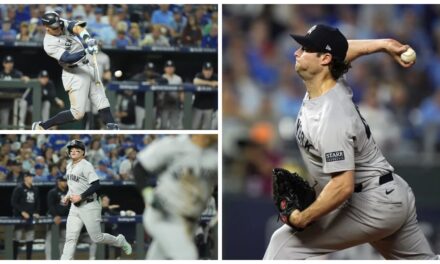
[263,24,439,260]
[272,168,315,231]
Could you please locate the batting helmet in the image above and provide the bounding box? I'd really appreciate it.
[41,11,61,29]
[67,139,86,156]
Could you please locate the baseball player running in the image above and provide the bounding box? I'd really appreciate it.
[32,11,118,130]
[60,139,131,260]
[264,24,439,260]
[133,135,218,259]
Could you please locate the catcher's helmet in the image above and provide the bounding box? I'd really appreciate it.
[41,11,61,29]
[67,139,86,156]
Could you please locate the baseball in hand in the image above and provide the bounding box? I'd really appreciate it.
[400,47,416,63]
[114,70,123,78]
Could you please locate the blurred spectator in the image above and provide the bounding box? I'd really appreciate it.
[0,19,17,42]
[6,160,24,182]
[151,5,173,28]
[19,70,64,129]
[112,21,132,48]
[418,90,440,155]
[202,10,218,36]
[96,159,115,181]
[181,14,202,46]
[16,21,31,42]
[88,139,106,166]
[169,10,187,44]
[116,90,136,129]
[30,20,45,42]
[141,24,170,47]
[159,60,183,129]
[0,166,8,182]
[118,148,136,180]
[33,163,49,182]
[201,23,217,48]
[192,62,218,130]
[0,55,29,128]
[128,22,142,46]
[15,5,31,25]
[48,164,62,180]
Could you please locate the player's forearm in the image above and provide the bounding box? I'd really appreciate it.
[345,39,390,63]
[80,180,100,199]
[301,170,354,225]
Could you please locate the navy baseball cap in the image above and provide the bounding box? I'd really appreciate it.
[203,62,213,70]
[39,70,49,78]
[35,164,44,170]
[290,24,348,61]
[144,62,155,71]
[3,55,14,63]
[94,7,103,14]
[165,60,174,67]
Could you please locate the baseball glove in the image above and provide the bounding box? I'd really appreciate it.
[272,168,316,231]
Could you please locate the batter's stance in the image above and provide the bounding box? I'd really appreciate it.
[32,11,118,130]
[61,140,131,260]
[133,135,218,259]
[264,25,439,260]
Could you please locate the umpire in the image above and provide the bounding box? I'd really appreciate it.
[10,172,40,260]
[45,175,69,259]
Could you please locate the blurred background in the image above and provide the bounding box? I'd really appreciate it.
[223,4,440,259]
[0,4,218,130]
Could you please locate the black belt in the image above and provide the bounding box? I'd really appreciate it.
[354,173,393,193]
[74,197,95,206]
[67,59,89,68]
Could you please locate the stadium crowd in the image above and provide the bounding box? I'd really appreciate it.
[0,4,218,48]
[223,5,440,196]
[0,134,159,182]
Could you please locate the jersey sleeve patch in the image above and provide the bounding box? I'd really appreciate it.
[325,151,345,162]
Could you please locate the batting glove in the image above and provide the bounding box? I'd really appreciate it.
[86,38,98,48]
[86,45,99,55]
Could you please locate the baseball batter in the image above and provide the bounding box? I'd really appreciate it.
[32,11,118,130]
[133,135,218,259]
[60,140,131,260]
[264,25,439,260]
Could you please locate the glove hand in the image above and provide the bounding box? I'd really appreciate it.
[86,45,98,55]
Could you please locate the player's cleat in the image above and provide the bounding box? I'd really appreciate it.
[118,234,132,255]
[31,121,44,130]
[106,123,119,130]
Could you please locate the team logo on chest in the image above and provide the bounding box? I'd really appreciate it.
[26,191,35,203]
[296,118,314,152]
[64,39,72,50]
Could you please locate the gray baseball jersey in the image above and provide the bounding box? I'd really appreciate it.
[43,18,110,120]
[264,78,438,260]
[295,78,394,191]
[139,135,217,260]
[65,159,99,198]
[61,158,129,260]
[138,135,217,218]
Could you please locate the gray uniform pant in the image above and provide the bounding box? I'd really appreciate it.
[192,108,213,130]
[144,206,197,259]
[160,107,181,129]
[264,174,438,260]
[61,200,122,260]
[63,64,110,120]
[45,225,66,259]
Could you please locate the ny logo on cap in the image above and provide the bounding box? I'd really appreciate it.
[325,44,332,51]
[307,25,317,35]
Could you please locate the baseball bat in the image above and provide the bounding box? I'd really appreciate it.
[92,53,103,87]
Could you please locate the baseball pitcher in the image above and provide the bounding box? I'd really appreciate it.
[264,24,439,260]
[133,135,218,259]
[32,11,118,130]
[60,139,131,260]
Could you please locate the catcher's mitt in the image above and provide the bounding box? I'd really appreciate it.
[272,168,316,231]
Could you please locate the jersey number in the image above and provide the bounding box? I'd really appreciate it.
[354,104,371,139]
